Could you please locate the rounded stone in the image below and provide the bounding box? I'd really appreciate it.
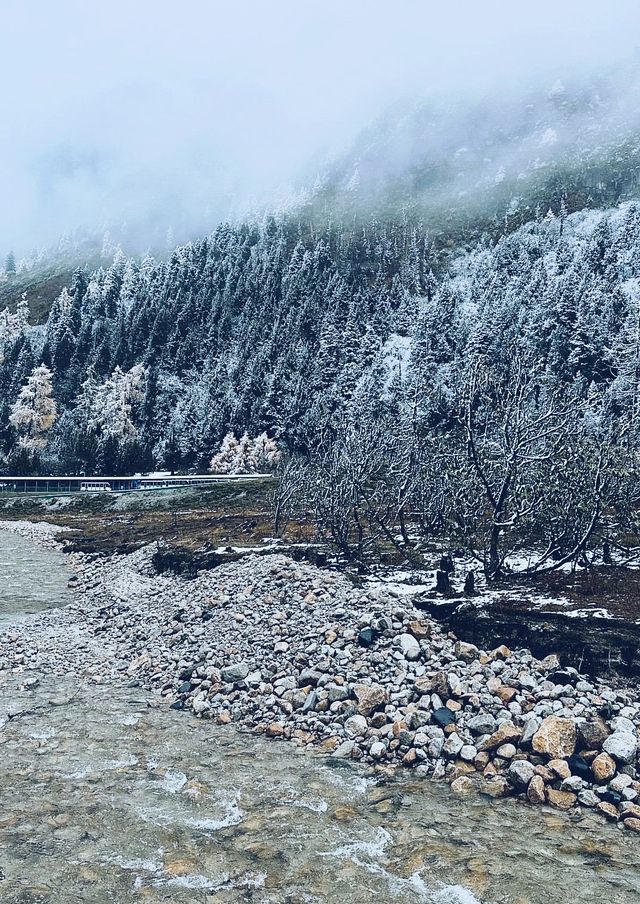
[546,788,577,811]
[399,633,421,661]
[591,752,617,783]
[602,732,638,765]
[507,759,535,791]
[527,774,546,805]
[344,714,368,739]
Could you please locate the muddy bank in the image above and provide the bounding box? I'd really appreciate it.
[417,596,640,678]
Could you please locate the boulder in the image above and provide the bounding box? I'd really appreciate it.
[220,661,250,683]
[532,716,577,759]
[567,754,591,781]
[399,633,421,661]
[479,721,522,751]
[344,714,368,738]
[596,801,620,821]
[460,744,477,762]
[408,620,430,639]
[333,740,356,758]
[357,627,377,648]
[548,759,571,780]
[480,777,511,798]
[353,683,389,716]
[546,788,577,811]
[578,789,600,807]
[450,775,476,794]
[467,713,496,735]
[602,731,638,765]
[443,732,464,758]
[433,706,456,727]
[577,718,610,751]
[454,641,479,663]
[507,759,535,791]
[527,775,546,805]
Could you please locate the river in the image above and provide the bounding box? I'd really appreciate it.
[0,529,639,903]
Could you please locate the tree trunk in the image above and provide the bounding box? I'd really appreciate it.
[464,570,475,595]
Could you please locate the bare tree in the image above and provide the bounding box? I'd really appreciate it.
[460,351,572,578]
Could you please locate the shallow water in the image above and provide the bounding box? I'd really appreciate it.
[1,674,639,904]
[0,529,72,619]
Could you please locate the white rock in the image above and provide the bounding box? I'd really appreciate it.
[344,715,368,738]
[399,633,421,661]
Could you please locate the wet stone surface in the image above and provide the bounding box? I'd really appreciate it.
[1,674,640,904]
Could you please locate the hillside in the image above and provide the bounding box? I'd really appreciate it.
[302,65,640,245]
[0,200,638,483]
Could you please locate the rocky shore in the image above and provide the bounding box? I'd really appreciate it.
[2,520,640,835]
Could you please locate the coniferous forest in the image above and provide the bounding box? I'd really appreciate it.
[2,201,640,572]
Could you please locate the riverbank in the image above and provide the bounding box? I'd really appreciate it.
[2,520,640,837]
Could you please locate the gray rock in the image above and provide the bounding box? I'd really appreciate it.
[333,740,355,758]
[578,789,600,807]
[326,683,350,703]
[520,717,541,747]
[301,690,318,713]
[467,713,496,735]
[611,717,636,735]
[603,731,638,764]
[344,714,368,738]
[609,773,634,793]
[443,732,464,757]
[507,760,535,790]
[221,661,249,683]
[561,775,584,793]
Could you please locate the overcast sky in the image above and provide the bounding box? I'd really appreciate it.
[1,0,640,257]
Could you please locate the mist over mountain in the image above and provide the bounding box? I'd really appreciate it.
[2,1,640,579]
[303,62,640,244]
[2,1,640,263]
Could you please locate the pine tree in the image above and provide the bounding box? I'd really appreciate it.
[9,364,57,451]
[210,431,239,473]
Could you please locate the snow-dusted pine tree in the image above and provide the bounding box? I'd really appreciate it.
[210,431,240,473]
[230,432,253,473]
[210,431,280,474]
[9,364,58,451]
[249,432,281,472]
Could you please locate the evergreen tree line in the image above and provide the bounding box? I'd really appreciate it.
[1,201,640,578]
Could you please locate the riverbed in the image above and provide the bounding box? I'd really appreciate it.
[1,528,640,903]
[2,674,640,904]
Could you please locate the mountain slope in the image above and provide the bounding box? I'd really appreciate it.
[302,65,640,245]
